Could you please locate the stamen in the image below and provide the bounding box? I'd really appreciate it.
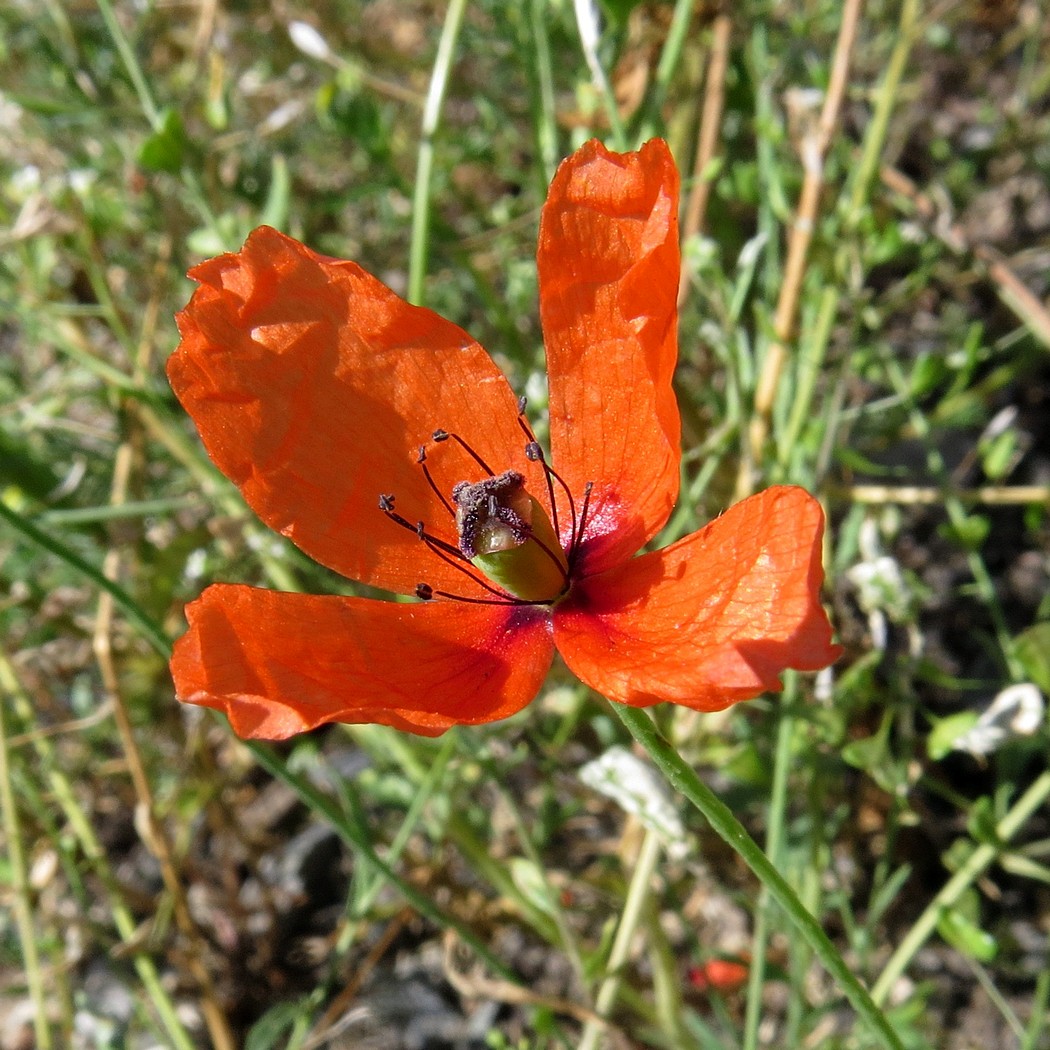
[380,495,519,602]
[516,412,564,543]
[417,446,455,516]
[570,481,595,568]
[418,532,518,600]
[431,429,494,476]
[528,531,571,592]
[416,586,535,607]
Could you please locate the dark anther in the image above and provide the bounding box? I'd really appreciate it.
[525,441,543,462]
[432,429,450,442]
[517,395,528,415]
[379,493,395,512]
[453,471,532,560]
[416,583,434,601]
[417,446,427,463]
[415,521,426,539]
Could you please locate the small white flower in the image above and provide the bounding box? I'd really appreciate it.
[952,683,1045,757]
[579,747,689,860]
[846,517,920,653]
[288,20,333,62]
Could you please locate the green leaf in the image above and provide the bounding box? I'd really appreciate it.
[138,108,189,174]
[508,856,557,917]
[927,711,978,761]
[980,429,1018,481]
[1015,623,1050,695]
[937,899,998,963]
[245,997,315,1050]
[938,514,990,551]
[842,713,891,773]
[598,0,645,25]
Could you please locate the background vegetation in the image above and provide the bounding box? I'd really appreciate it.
[2,0,1050,1047]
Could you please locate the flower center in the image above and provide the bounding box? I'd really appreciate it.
[452,471,569,603]
[377,399,594,607]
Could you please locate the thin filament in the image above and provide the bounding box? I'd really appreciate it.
[517,412,561,542]
[432,429,494,476]
[569,481,594,568]
[417,446,455,516]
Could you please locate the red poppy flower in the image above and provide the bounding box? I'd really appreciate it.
[168,139,839,740]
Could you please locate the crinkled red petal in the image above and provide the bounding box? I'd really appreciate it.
[538,139,681,578]
[171,585,556,739]
[554,487,841,711]
[168,227,534,597]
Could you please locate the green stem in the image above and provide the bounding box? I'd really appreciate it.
[578,827,663,1050]
[743,686,797,1050]
[845,0,920,222]
[0,675,52,1049]
[407,0,468,306]
[0,499,170,658]
[529,0,559,183]
[247,738,518,981]
[0,654,196,1050]
[872,770,1050,1006]
[94,0,161,127]
[635,0,696,140]
[615,704,904,1050]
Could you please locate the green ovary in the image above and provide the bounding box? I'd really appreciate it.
[471,495,568,603]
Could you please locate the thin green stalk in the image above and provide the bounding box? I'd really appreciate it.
[615,704,905,1050]
[635,0,697,140]
[352,734,456,916]
[748,22,787,307]
[742,684,797,1050]
[349,727,561,944]
[94,0,162,127]
[845,0,921,222]
[529,0,559,183]
[467,740,588,992]
[872,770,1050,1006]
[0,684,52,1049]
[247,738,519,981]
[578,827,663,1050]
[39,496,202,526]
[49,766,197,1049]
[96,0,242,231]
[1021,966,1050,1050]
[0,654,196,1050]
[778,285,837,469]
[0,499,170,658]
[407,0,469,306]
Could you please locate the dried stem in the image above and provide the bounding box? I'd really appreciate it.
[678,11,732,305]
[739,0,864,497]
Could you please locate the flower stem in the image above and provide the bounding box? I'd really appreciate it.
[408,0,468,306]
[743,686,797,1050]
[578,826,663,1050]
[614,704,905,1050]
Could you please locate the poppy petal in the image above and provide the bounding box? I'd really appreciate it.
[553,487,840,711]
[168,227,532,597]
[538,139,681,577]
[171,586,555,739]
